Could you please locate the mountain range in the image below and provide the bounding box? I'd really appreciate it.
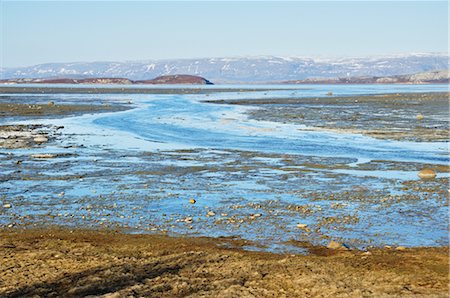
[0,53,448,83]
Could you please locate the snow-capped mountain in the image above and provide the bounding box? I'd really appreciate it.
[1,53,448,83]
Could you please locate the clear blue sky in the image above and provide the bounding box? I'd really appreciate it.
[1,1,448,67]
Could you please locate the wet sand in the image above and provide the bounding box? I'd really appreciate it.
[0,229,448,297]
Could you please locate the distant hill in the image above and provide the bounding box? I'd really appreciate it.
[281,70,449,84]
[0,75,213,85]
[0,53,448,83]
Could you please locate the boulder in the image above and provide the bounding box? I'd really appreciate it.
[418,168,436,179]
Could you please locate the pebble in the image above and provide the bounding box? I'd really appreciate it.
[33,136,48,143]
[189,198,196,204]
[47,101,55,106]
[395,246,406,251]
[296,223,308,229]
[207,211,216,217]
[183,217,193,223]
[326,240,349,250]
[416,114,424,120]
[418,168,436,179]
[3,204,12,209]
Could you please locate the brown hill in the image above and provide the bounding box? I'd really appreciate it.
[136,75,213,85]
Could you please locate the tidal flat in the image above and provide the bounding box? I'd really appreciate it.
[0,85,448,296]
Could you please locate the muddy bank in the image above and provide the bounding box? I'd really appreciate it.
[0,102,128,117]
[206,92,450,142]
[0,102,128,149]
[0,229,447,297]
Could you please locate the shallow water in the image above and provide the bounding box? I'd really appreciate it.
[0,84,449,251]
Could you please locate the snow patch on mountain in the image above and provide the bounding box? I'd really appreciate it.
[0,53,448,83]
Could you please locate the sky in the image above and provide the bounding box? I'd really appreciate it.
[0,1,448,68]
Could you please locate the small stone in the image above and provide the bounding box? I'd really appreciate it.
[395,246,406,251]
[184,217,193,223]
[33,136,48,143]
[326,91,333,96]
[418,168,436,179]
[189,198,196,204]
[296,223,308,229]
[47,101,55,106]
[207,211,216,216]
[416,114,424,120]
[326,240,349,250]
[361,251,372,256]
[3,204,12,209]
[58,192,65,197]
[252,213,262,217]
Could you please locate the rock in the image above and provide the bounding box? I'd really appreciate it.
[207,211,216,217]
[3,204,12,209]
[189,198,196,204]
[395,246,406,251]
[33,136,48,143]
[326,240,349,250]
[416,114,424,120]
[326,91,333,96]
[31,154,57,159]
[183,217,193,223]
[361,251,372,256]
[418,168,436,179]
[47,101,55,106]
[296,223,308,229]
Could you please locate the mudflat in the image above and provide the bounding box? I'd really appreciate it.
[0,229,448,298]
[206,92,450,141]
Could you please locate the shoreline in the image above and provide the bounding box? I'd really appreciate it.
[0,228,448,297]
[0,86,294,94]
